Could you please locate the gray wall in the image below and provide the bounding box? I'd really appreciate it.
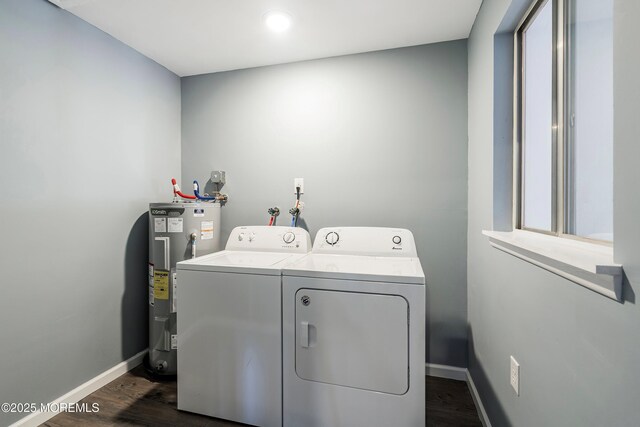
[467,0,640,425]
[181,42,469,367]
[0,1,180,424]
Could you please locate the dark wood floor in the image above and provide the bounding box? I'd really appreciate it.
[43,365,481,427]
[426,376,483,427]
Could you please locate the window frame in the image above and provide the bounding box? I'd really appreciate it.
[512,0,612,246]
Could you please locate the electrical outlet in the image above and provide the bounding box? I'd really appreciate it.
[294,178,304,194]
[510,356,520,395]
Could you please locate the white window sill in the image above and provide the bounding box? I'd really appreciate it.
[482,229,623,301]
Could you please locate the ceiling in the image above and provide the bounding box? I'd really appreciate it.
[47,0,482,77]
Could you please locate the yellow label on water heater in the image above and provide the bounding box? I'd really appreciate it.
[153,270,169,300]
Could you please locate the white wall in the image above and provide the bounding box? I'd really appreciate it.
[0,1,181,424]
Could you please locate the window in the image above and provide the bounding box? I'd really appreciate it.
[514,0,613,242]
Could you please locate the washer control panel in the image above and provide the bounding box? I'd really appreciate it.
[226,226,311,253]
[313,227,417,257]
[237,232,256,242]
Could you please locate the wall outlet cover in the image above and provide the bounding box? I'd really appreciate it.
[294,178,304,194]
[510,355,520,396]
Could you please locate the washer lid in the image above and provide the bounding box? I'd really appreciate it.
[177,250,303,275]
[282,253,425,284]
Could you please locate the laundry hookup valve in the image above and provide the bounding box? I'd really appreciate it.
[267,207,280,226]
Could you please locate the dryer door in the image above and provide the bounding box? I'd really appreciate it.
[295,288,409,395]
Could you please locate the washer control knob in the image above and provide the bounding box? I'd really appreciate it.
[249,232,255,242]
[283,232,295,244]
[325,231,339,246]
[392,235,402,245]
[238,233,245,241]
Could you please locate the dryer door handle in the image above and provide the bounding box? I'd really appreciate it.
[300,321,309,348]
[299,321,317,348]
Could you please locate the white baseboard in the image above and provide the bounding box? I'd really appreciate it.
[426,363,492,427]
[9,349,147,427]
[425,363,468,381]
[465,369,492,427]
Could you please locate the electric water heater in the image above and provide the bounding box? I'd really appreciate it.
[147,202,221,375]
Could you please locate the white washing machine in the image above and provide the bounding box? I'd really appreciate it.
[176,225,311,427]
[282,227,426,427]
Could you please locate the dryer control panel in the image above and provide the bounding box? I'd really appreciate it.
[225,226,311,253]
[313,227,417,257]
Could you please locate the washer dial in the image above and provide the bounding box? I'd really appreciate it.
[392,235,402,245]
[283,232,296,244]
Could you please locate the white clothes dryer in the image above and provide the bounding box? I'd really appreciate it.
[282,227,426,427]
[176,225,311,427]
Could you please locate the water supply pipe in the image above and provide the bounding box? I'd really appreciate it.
[171,178,196,200]
[193,180,217,201]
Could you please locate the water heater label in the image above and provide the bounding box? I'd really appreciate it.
[168,218,183,233]
[151,208,185,216]
[171,334,178,350]
[153,270,169,300]
[154,218,166,233]
[193,208,205,217]
[201,221,214,240]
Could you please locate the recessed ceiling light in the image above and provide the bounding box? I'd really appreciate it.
[264,11,292,33]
